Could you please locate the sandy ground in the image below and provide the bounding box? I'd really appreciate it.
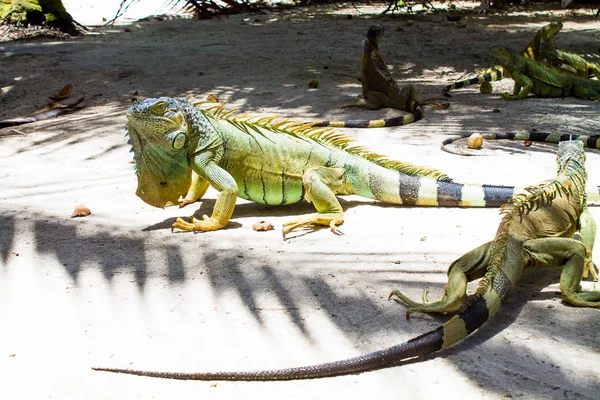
[1,3,600,399]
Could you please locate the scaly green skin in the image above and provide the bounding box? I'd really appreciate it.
[442,22,563,96]
[315,25,445,128]
[489,47,600,100]
[93,141,599,380]
[126,97,526,237]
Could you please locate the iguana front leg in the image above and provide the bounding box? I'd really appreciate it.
[172,160,238,232]
[178,169,211,208]
[524,237,600,307]
[282,166,346,238]
[501,72,533,100]
[389,242,491,317]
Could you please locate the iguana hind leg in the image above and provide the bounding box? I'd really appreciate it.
[572,85,600,101]
[282,166,346,238]
[524,237,600,307]
[390,242,492,318]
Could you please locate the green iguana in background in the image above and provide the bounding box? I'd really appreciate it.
[314,24,446,129]
[443,22,600,96]
[125,97,528,237]
[442,22,563,96]
[488,46,600,100]
[440,130,600,156]
[94,140,600,380]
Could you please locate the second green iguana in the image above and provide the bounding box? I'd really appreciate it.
[443,22,600,96]
[488,46,600,100]
[94,140,600,380]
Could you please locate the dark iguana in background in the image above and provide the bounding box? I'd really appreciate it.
[94,140,599,380]
[315,24,447,129]
[443,22,600,96]
[124,97,529,237]
[489,46,600,100]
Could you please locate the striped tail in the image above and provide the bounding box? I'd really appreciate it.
[367,170,519,208]
[92,299,491,381]
[442,67,506,97]
[313,106,423,128]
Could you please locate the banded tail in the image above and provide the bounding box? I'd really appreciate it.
[442,67,506,97]
[313,105,423,128]
[438,131,600,202]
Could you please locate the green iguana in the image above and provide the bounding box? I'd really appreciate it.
[314,24,446,129]
[488,46,600,100]
[442,22,563,96]
[93,140,600,380]
[540,35,600,80]
[443,22,600,96]
[125,97,527,237]
[440,130,600,156]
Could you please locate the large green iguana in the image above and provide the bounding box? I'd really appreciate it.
[125,97,533,237]
[443,22,600,96]
[94,140,600,380]
[440,130,600,156]
[488,46,600,100]
[314,24,446,129]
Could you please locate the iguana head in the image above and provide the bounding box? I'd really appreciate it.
[488,46,517,67]
[366,24,384,44]
[540,21,563,41]
[127,97,193,208]
[539,21,562,51]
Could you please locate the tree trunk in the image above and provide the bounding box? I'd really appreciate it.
[0,0,77,33]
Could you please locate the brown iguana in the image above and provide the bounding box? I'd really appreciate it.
[440,130,600,156]
[443,22,600,96]
[488,46,600,100]
[121,97,565,238]
[93,140,600,380]
[314,24,446,129]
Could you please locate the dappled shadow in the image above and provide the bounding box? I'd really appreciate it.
[0,204,599,395]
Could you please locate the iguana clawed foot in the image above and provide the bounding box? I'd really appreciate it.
[389,288,462,319]
[282,212,344,239]
[172,215,226,232]
[500,92,519,100]
[389,289,435,319]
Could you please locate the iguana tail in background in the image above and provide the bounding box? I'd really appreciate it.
[312,105,424,128]
[440,131,600,202]
[440,131,600,155]
[442,67,506,97]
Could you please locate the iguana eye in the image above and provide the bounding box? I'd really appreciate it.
[151,101,168,115]
[168,131,187,149]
